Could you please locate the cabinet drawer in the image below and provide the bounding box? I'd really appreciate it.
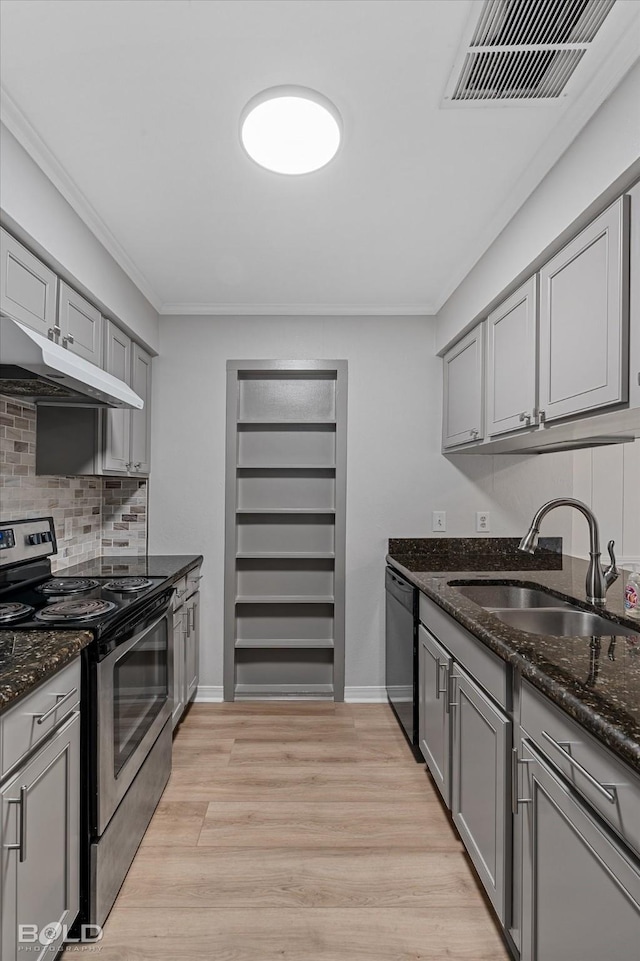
[1,658,81,779]
[186,566,202,599]
[419,593,507,708]
[521,679,640,858]
[173,575,188,610]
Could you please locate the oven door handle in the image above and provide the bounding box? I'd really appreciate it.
[101,606,171,666]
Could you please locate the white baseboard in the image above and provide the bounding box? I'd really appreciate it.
[193,686,388,703]
[344,686,388,702]
[194,686,224,702]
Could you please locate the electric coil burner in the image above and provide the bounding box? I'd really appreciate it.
[35,598,117,622]
[103,577,154,593]
[0,601,34,623]
[37,577,100,595]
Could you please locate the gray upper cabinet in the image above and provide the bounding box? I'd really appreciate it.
[486,277,537,436]
[103,319,132,473]
[57,281,102,364]
[450,663,509,924]
[442,323,484,448]
[130,343,152,474]
[519,742,640,961]
[538,197,630,423]
[0,228,58,338]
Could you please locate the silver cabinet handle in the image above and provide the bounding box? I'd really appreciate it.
[519,412,531,424]
[448,673,458,710]
[540,731,617,803]
[125,462,132,470]
[470,429,479,439]
[36,687,78,725]
[133,462,141,470]
[434,657,448,700]
[62,333,74,347]
[7,786,28,861]
[511,747,534,813]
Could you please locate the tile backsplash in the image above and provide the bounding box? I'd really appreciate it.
[0,396,148,571]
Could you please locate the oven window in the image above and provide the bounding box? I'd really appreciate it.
[113,617,168,776]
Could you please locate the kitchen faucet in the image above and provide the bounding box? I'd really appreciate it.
[518,498,618,607]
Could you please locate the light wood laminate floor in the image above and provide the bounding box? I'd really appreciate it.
[63,702,510,959]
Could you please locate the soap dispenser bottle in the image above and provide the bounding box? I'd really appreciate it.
[624,565,640,619]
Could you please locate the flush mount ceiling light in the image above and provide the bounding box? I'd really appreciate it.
[240,86,342,175]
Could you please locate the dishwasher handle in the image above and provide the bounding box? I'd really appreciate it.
[385,567,416,611]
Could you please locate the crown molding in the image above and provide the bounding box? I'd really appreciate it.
[0,86,163,312]
[159,302,435,317]
[432,28,640,316]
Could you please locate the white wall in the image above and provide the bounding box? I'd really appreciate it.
[436,60,640,354]
[148,315,574,693]
[0,123,159,352]
[572,440,640,566]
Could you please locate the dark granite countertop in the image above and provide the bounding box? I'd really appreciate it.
[387,538,640,774]
[61,554,203,583]
[0,630,92,715]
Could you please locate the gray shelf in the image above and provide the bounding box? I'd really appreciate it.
[235,508,336,515]
[237,419,336,426]
[235,638,335,649]
[235,595,335,604]
[225,360,347,702]
[236,552,335,559]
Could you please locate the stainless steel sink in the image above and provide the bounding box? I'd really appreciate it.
[491,608,638,637]
[453,583,573,610]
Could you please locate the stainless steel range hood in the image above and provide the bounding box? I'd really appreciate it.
[0,314,143,409]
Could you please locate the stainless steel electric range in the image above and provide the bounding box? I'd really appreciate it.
[0,516,175,931]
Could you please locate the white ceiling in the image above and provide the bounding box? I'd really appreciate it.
[1,0,639,315]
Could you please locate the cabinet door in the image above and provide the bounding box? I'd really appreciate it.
[171,611,185,729]
[520,742,640,961]
[487,277,537,436]
[0,228,58,338]
[103,320,132,473]
[450,664,509,924]
[130,343,152,475]
[418,625,451,806]
[539,197,629,423]
[1,712,80,958]
[185,592,200,704]
[57,281,102,365]
[442,323,485,448]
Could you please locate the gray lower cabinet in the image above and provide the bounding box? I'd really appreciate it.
[185,591,200,703]
[171,609,185,729]
[450,663,509,924]
[171,570,201,729]
[519,740,640,961]
[418,625,451,805]
[1,711,80,958]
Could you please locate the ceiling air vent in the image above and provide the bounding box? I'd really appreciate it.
[443,0,616,104]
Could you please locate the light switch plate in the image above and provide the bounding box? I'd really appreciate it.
[432,511,447,532]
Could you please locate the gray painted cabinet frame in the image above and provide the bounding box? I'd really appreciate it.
[224,360,347,701]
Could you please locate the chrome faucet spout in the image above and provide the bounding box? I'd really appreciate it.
[518,498,618,607]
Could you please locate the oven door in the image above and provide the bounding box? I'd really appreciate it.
[96,609,171,834]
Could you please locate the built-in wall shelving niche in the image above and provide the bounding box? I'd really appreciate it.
[224,361,347,701]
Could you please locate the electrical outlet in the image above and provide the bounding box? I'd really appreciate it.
[476,511,490,533]
[64,517,73,540]
[432,511,447,532]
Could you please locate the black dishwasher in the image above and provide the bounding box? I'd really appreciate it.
[385,566,422,760]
